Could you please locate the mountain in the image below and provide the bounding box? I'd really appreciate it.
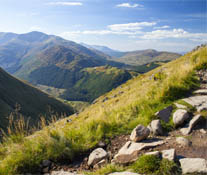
[0,67,73,131]
[0,45,206,174]
[0,31,131,102]
[80,43,126,58]
[114,49,181,66]
[80,43,181,66]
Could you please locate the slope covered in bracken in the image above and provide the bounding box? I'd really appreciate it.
[0,46,206,174]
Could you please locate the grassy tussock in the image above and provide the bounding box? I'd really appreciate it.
[0,47,206,174]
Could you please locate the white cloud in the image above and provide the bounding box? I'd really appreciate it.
[47,2,83,6]
[140,28,207,41]
[116,3,143,8]
[154,25,170,29]
[108,22,156,31]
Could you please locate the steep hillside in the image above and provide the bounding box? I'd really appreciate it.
[0,46,206,174]
[114,49,181,66]
[0,67,73,131]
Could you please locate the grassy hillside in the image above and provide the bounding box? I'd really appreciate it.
[114,49,181,66]
[0,67,74,131]
[0,46,206,174]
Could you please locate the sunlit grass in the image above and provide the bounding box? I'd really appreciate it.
[0,47,206,174]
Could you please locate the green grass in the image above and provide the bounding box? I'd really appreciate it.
[0,47,206,174]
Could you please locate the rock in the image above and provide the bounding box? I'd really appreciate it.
[108,172,141,175]
[180,114,202,135]
[42,160,51,167]
[173,109,189,127]
[161,149,176,161]
[155,106,173,122]
[130,125,150,142]
[197,104,207,112]
[180,158,207,174]
[51,171,83,175]
[145,151,161,157]
[88,148,108,166]
[149,120,163,136]
[176,137,191,147]
[114,139,165,164]
[183,95,207,111]
[174,103,187,109]
[93,159,107,169]
[200,129,207,134]
[194,89,207,95]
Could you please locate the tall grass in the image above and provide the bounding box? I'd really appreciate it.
[0,47,206,174]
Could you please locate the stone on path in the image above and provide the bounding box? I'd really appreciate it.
[180,114,202,135]
[183,95,207,111]
[114,139,165,164]
[88,148,108,166]
[194,89,207,95]
[176,137,191,147]
[173,109,189,127]
[161,149,176,161]
[130,125,150,142]
[179,158,207,174]
[148,120,163,136]
[155,106,173,122]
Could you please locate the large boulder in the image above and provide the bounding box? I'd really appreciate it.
[155,106,173,122]
[179,158,207,174]
[88,148,108,166]
[114,139,165,164]
[173,109,189,127]
[130,125,150,142]
[148,120,163,136]
[161,149,176,161]
[180,114,202,135]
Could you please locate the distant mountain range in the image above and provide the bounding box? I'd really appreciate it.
[0,31,132,102]
[0,67,73,131]
[81,43,181,66]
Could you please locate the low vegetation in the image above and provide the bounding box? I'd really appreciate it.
[0,46,206,174]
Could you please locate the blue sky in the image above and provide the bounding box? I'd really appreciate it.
[0,0,206,52]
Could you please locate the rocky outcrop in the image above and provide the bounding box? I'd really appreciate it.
[148,120,163,136]
[161,149,176,161]
[130,125,150,142]
[113,139,165,164]
[88,148,108,166]
[173,109,189,127]
[179,158,207,174]
[180,114,202,135]
[155,106,173,122]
